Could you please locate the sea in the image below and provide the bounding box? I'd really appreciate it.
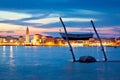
[0,46,120,80]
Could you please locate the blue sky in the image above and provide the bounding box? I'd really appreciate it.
[0,0,120,38]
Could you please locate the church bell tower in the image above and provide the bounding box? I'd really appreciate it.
[26,27,30,43]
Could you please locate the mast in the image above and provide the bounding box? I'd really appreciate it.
[90,20,107,61]
[59,17,76,62]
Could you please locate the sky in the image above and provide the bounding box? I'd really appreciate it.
[0,0,120,38]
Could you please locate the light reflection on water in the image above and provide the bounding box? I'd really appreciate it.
[0,46,120,80]
[2,46,5,57]
[9,46,15,67]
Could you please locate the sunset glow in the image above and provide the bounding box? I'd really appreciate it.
[0,0,120,38]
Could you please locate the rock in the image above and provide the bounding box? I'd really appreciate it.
[78,56,96,63]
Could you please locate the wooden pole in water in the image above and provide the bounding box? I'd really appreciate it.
[90,20,107,61]
[59,17,76,62]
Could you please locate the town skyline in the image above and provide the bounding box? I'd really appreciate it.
[0,27,119,46]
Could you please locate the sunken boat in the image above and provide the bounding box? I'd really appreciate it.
[59,17,108,63]
[60,32,93,40]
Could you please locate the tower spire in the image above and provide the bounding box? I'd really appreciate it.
[26,27,30,43]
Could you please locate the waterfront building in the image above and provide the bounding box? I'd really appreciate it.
[45,36,55,45]
[41,35,47,44]
[116,37,120,46]
[18,36,24,45]
[31,34,42,45]
[5,36,13,42]
[0,37,3,43]
[54,37,65,46]
[5,36,18,43]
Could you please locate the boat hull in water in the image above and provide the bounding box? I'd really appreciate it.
[60,33,93,40]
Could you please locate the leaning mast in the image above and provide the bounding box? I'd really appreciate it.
[91,20,107,61]
[59,17,76,62]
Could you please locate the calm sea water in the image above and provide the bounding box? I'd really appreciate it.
[0,46,120,80]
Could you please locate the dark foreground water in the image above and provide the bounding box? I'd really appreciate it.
[0,46,120,80]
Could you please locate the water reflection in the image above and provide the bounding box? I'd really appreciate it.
[0,46,120,80]
[9,46,15,66]
[10,46,13,58]
[3,46,6,57]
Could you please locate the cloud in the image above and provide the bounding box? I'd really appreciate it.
[62,17,96,22]
[0,10,32,20]
[41,27,120,37]
[89,26,120,38]
[0,31,14,33]
[25,17,97,25]
[48,13,61,17]
[75,9,105,15]
[0,22,119,38]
